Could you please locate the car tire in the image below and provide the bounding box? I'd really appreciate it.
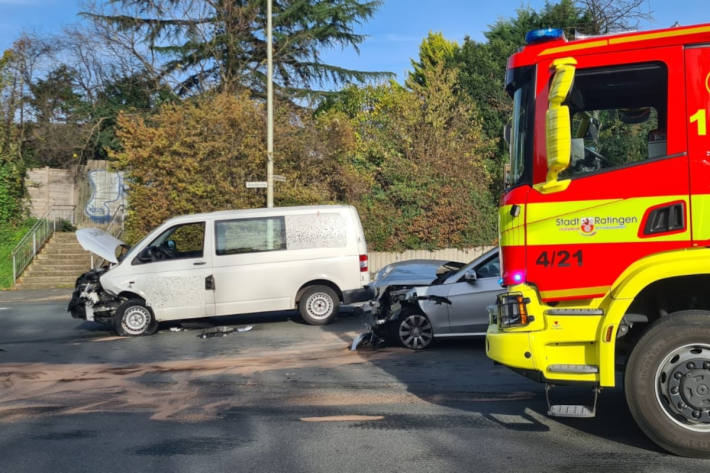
[298,285,339,325]
[625,310,710,457]
[114,299,156,336]
[391,309,434,350]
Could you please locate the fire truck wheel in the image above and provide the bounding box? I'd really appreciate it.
[625,310,710,458]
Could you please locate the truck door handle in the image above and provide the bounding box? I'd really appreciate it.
[194,261,207,266]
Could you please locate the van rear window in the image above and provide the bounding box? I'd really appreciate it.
[285,213,347,250]
[215,217,286,255]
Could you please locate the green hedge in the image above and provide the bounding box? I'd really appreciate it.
[0,219,37,289]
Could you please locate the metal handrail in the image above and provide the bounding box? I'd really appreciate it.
[11,211,55,283]
[10,205,80,284]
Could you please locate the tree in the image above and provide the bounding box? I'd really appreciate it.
[576,0,652,34]
[406,32,459,88]
[85,0,391,97]
[0,50,26,223]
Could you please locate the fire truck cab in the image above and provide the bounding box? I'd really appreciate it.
[487,24,710,457]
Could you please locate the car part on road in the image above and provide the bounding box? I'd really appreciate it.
[198,325,253,339]
[114,299,157,337]
[299,285,339,325]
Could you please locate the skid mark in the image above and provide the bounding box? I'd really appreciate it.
[0,341,396,423]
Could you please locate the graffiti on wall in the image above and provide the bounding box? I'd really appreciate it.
[84,169,127,223]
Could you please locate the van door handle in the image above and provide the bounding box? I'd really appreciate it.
[194,261,207,266]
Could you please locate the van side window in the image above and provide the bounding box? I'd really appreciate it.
[560,62,668,179]
[141,222,205,262]
[215,217,286,255]
[285,213,347,250]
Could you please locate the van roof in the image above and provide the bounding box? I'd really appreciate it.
[162,205,356,225]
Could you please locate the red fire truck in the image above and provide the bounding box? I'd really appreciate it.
[487,23,710,457]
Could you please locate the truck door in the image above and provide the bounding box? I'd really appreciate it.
[526,48,690,302]
[686,46,710,245]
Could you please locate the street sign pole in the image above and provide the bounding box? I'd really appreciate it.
[266,0,274,208]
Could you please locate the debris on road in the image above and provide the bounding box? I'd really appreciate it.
[169,327,184,332]
[198,325,253,339]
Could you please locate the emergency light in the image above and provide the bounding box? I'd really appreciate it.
[525,28,565,44]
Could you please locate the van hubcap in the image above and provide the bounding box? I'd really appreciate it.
[307,293,333,320]
[123,306,150,334]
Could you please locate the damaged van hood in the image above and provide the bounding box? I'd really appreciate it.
[75,228,125,264]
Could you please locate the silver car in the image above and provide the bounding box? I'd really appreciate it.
[361,247,502,350]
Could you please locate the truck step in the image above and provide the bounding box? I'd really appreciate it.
[547,364,599,374]
[545,308,604,315]
[545,384,599,419]
[548,404,596,418]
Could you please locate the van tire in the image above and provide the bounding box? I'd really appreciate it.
[299,286,339,325]
[114,299,156,336]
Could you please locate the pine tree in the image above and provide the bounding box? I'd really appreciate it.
[85,0,390,97]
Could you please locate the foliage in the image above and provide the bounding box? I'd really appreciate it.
[0,218,35,289]
[87,0,391,97]
[407,32,459,88]
[0,50,26,223]
[112,92,339,243]
[318,63,497,250]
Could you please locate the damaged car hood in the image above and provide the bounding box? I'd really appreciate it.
[76,228,125,264]
[371,259,464,288]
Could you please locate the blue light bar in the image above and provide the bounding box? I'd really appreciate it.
[525,28,565,45]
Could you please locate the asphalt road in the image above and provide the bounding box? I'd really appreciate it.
[1,298,709,472]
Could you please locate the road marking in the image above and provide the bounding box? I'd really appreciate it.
[0,307,8,311]
[300,415,384,422]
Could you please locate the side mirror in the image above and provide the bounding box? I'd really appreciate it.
[136,247,154,263]
[463,269,478,284]
[535,57,576,194]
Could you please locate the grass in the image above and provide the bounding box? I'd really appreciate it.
[0,218,37,289]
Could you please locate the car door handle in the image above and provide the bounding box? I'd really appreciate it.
[194,261,207,266]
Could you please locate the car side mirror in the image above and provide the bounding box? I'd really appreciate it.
[463,269,478,284]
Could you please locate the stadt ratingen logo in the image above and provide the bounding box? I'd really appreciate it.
[580,217,596,236]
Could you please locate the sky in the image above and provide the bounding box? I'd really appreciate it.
[0,0,709,83]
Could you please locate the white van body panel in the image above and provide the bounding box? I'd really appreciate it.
[99,205,368,322]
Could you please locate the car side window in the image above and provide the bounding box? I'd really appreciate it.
[474,255,500,279]
[215,217,286,255]
[135,222,205,264]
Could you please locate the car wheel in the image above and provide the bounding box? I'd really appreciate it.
[625,311,710,457]
[299,285,339,325]
[392,310,433,350]
[114,299,156,336]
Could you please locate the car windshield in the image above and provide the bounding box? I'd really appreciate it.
[506,65,536,188]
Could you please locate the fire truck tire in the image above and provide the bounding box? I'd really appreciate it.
[625,310,710,458]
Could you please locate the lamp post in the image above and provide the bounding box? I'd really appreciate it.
[266,0,274,208]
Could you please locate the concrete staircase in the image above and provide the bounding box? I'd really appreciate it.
[14,232,92,290]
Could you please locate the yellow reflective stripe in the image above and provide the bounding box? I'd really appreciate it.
[540,40,608,56]
[526,195,690,245]
[541,286,610,299]
[691,194,710,241]
[539,25,710,57]
[608,25,710,45]
[499,204,525,247]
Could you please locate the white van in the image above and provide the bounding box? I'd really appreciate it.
[68,205,369,336]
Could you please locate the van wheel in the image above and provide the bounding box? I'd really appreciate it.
[114,299,156,336]
[299,286,339,325]
[625,311,710,457]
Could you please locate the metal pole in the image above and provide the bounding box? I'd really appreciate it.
[266,0,274,208]
[12,254,16,283]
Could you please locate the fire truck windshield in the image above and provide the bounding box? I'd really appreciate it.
[506,65,535,188]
